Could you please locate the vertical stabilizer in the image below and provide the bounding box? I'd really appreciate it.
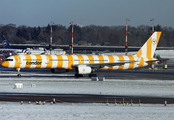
[0,35,13,49]
[135,32,161,58]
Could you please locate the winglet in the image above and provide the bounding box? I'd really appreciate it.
[135,32,162,58]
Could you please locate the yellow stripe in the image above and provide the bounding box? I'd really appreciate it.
[128,56,135,69]
[97,55,104,70]
[138,58,144,68]
[107,55,114,70]
[136,49,142,57]
[35,55,42,68]
[97,55,104,63]
[56,55,63,68]
[46,55,52,68]
[146,36,152,58]
[118,56,124,70]
[24,55,31,68]
[77,55,84,64]
[14,55,21,68]
[87,55,94,64]
[148,58,153,66]
[66,55,73,69]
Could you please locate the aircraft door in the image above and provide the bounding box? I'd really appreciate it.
[45,56,49,64]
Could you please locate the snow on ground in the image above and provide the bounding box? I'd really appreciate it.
[1,78,174,96]
[1,78,174,119]
[1,102,174,120]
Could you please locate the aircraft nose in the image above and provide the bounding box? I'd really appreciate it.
[1,61,9,68]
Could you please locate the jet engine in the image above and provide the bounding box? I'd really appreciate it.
[76,65,92,74]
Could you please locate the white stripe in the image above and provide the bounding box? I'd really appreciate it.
[62,55,68,69]
[73,55,79,65]
[9,56,15,68]
[123,56,129,70]
[112,56,119,70]
[51,55,58,68]
[20,55,25,68]
[93,55,99,64]
[82,55,89,64]
[151,32,157,58]
[41,55,47,68]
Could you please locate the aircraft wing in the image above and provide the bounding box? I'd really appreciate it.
[72,61,134,69]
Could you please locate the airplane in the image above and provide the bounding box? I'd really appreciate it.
[0,35,66,57]
[0,35,23,57]
[21,47,66,55]
[1,32,162,77]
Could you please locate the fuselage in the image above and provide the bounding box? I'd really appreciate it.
[1,54,154,70]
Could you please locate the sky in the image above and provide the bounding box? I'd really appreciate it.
[0,0,174,28]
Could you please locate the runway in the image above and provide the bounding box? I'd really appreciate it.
[0,92,174,104]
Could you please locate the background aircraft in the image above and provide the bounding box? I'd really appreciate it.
[0,35,65,57]
[0,35,23,59]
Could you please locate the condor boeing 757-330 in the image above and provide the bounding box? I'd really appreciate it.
[2,32,161,77]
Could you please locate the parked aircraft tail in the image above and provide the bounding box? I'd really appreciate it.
[0,35,14,49]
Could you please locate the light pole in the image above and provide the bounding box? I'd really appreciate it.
[125,19,130,55]
[70,22,74,55]
[150,19,154,34]
[69,22,83,55]
[50,21,54,55]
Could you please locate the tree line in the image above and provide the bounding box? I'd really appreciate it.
[0,23,174,47]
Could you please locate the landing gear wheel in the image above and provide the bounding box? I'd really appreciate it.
[89,74,97,77]
[75,74,83,77]
[17,74,21,77]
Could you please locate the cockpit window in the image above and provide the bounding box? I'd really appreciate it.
[6,59,13,61]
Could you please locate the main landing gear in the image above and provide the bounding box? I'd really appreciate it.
[75,74,83,77]
[17,68,21,77]
[89,74,97,77]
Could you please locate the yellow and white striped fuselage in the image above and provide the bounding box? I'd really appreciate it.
[2,54,154,70]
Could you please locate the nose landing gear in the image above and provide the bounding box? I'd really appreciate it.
[17,68,21,77]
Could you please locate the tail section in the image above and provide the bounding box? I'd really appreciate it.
[135,31,162,58]
[0,35,14,49]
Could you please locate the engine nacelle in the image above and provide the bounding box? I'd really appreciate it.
[50,68,69,73]
[76,65,92,74]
